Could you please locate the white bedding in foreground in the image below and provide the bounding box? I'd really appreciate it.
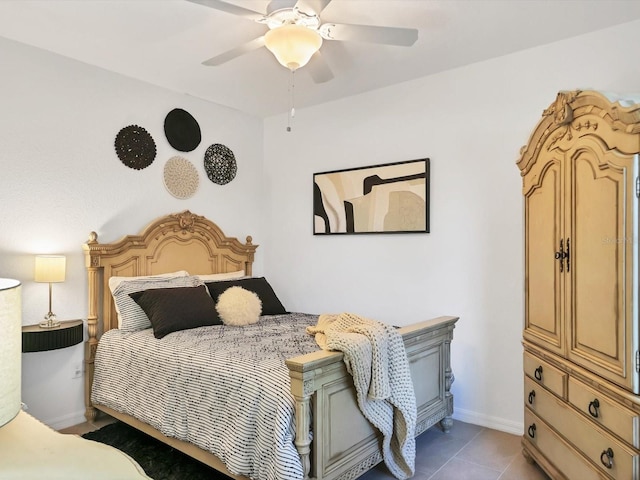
[92,313,320,480]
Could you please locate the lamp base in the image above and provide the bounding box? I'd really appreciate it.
[39,313,60,329]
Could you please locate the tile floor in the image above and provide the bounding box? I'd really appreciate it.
[62,418,550,480]
[361,421,550,480]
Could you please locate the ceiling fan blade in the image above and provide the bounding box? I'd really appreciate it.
[202,36,266,66]
[320,23,418,46]
[295,0,333,15]
[186,0,265,21]
[307,51,334,83]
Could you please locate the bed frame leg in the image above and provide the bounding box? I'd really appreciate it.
[85,405,97,422]
[84,323,98,422]
[441,337,455,433]
[84,333,98,422]
[440,416,453,433]
[288,371,313,479]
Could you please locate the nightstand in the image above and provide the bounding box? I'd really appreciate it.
[22,319,83,353]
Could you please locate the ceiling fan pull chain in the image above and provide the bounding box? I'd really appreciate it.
[287,69,296,132]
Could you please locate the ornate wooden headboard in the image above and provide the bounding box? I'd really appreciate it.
[82,210,257,420]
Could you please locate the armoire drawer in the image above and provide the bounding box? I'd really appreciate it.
[568,376,640,448]
[525,376,563,419]
[540,398,637,478]
[524,409,605,480]
[524,351,567,399]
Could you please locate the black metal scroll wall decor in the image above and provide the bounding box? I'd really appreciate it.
[114,125,157,170]
[313,158,430,234]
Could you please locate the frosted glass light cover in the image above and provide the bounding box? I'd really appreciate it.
[264,25,322,70]
[0,278,21,427]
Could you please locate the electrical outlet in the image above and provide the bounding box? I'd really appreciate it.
[72,363,83,379]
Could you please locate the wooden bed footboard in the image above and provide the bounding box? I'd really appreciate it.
[286,315,458,480]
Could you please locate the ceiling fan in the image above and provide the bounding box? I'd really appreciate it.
[187,0,419,83]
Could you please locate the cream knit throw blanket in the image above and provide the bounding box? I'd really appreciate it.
[307,313,417,480]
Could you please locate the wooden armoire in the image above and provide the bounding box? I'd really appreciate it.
[518,90,640,479]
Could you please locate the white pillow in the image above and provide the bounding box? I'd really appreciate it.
[110,273,201,330]
[108,271,189,293]
[196,270,245,282]
[216,286,262,326]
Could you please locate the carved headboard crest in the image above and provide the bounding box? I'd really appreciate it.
[171,210,199,234]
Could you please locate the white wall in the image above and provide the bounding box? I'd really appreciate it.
[263,20,640,434]
[0,37,265,429]
[3,18,639,434]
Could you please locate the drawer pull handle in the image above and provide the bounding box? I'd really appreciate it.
[534,366,543,381]
[527,423,536,439]
[588,399,600,418]
[528,390,535,405]
[600,448,614,469]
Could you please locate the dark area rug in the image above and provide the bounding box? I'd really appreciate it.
[82,421,232,480]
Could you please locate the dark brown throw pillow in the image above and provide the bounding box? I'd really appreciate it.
[205,277,287,315]
[129,285,220,339]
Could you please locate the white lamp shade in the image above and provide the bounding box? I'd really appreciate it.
[35,255,66,283]
[0,278,21,427]
[264,24,322,71]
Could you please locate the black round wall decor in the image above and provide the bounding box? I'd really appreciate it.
[203,144,237,185]
[114,125,156,170]
[164,108,201,152]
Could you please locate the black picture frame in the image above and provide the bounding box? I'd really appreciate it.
[313,158,430,235]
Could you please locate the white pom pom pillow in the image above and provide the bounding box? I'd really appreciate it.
[216,286,262,326]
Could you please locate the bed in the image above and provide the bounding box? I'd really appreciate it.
[83,210,458,480]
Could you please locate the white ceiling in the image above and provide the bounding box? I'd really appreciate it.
[1,0,640,118]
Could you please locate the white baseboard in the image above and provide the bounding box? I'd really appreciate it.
[452,407,523,436]
[41,409,87,431]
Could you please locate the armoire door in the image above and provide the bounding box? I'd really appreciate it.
[567,141,638,393]
[523,155,566,356]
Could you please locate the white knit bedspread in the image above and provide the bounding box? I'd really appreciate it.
[92,313,320,480]
[307,313,417,480]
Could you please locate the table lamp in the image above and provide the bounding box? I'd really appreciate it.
[34,255,66,328]
[0,278,21,427]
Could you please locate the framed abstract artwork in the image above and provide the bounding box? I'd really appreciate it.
[313,158,430,235]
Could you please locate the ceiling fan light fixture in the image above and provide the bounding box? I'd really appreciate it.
[264,24,322,71]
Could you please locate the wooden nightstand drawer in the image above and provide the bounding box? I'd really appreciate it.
[524,409,603,480]
[568,377,640,448]
[524,351,567,399]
